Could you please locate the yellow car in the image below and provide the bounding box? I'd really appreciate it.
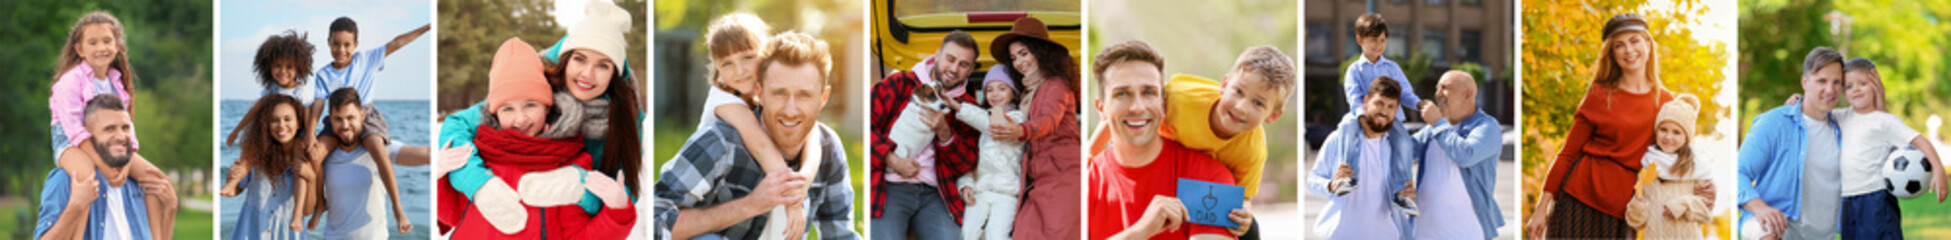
[872,0,1082,75]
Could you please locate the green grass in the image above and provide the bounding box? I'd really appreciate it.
[1899,194,1951,238]
[174,204,215,239]
[0,195,213,239]
[650,124,868,238]
[2,199,22,239]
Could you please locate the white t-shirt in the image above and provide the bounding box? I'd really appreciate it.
[1414,144,1483,238]
[696,87,748,128]
[261,80,317,105]
[104,182,133,240]
[1334,136,1400,240]
[1837,108,1924,196]
[1798,114,1841,234]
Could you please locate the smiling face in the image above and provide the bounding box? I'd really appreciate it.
[76,24,119,72]
[715,49,763,94]
[758,62,829,158]
[1844,70,1880,110]
[1361,94,1399,134]
[1655,121,1688,153]
[272,59,301,88]
[1212,70,1285,138]
[984,81,1016,108]
[268,103,299,143]
[933,42,977,88]
[1610,32,1651,73]
[330,102,368,143]
[1010,42,1041,79]
[328,31,357,67]
[494,99,550,137]
[1358,33,1386,60]
[85,108,133,167]
[564,50,618,101]
[1802,63,1843,113]
[1097,60,1166,148]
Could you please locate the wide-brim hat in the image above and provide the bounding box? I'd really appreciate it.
[990,17,1061,69]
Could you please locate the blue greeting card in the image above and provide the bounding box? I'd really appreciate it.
[1178,178,1244,228]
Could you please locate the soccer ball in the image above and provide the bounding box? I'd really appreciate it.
[1884,147,1935,199]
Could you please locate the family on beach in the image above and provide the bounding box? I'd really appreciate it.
[220,12,437,239]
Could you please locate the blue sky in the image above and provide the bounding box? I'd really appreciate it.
[219,0,433,100]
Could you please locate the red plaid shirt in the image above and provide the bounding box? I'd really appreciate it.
[869,71,981,223]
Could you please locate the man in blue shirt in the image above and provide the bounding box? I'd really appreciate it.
[35,96,178,240]
[1410,71,1504,239]
[1738,47,1847,239]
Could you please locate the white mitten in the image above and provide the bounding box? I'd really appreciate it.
[518,167,588,207]
[475,178,527,234]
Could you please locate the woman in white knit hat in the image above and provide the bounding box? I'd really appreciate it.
[1624,94,1717,238]
[434,0,644,236]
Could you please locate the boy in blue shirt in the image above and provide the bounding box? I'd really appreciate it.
[1343,13,1421,119]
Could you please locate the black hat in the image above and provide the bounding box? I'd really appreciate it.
[1603,13,1649,39]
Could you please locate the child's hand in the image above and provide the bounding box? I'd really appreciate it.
[1933,169,1947,203]
[1226,209,1254,236]
[437,140,474,175]
[783,204,807,239]
[1783,94,1802,105]
[397,216,414,233]
[585,172,631,209]
[71,175,101,202]
[961,186,976,204]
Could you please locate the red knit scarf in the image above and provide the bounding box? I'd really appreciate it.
[474,125,593,181]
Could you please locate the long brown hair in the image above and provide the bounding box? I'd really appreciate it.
[55,11,138,112]
[547,49,643,194]
[239,95,314,187]
[1590,30,1665,109]
[1004,39,1080,99]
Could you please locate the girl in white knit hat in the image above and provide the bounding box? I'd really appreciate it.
[1624,93,1716,238]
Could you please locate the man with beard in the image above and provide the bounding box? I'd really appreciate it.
[868,30,983,239]
[35,95,178,240]
[655,32,856,240]
[1307,77,1417,239]
[1738,47,1847,239]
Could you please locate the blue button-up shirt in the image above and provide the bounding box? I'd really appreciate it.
[1738,102,1841,226]
[1343,56,1421,117]
[34,168,154,240]
[1411,110,1505,239]
[1309,113,1417,239]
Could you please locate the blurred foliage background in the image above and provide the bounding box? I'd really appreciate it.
[651,0,866,237]
[1520,0,1735,238]
[0,0,215,239]
[437,0,648,113]
[1088,0,1299,209]
[1741,0,1951,237]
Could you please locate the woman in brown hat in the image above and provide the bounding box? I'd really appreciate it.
[1528,13,1704,239]
[984,16,1083,239]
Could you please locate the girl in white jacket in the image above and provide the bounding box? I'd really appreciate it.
[951,71,1027,240]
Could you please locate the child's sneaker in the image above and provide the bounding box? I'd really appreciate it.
[1393,194,1420,217]
[1330,178,1357,196]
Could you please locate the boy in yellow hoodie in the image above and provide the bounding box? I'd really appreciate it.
[1089,46,1296,201]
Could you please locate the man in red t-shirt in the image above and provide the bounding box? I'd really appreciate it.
[1086,40,1244,240]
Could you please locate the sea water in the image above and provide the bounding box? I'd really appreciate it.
[218,99,432,240]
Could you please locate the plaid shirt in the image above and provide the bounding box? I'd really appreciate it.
[652,119,857,240]
[869,72,981,222]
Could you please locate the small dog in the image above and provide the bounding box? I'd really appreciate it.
[889,82,950,159]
